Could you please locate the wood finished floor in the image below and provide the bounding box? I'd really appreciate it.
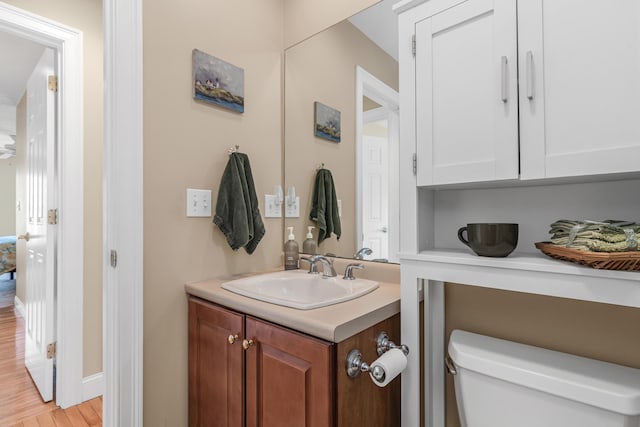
[0,276,102,426]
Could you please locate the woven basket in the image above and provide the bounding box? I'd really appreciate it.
[535,242,640,272]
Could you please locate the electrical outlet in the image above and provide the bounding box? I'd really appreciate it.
[285,196,300,218]
[264,195,282,218]
[186,188,212,217]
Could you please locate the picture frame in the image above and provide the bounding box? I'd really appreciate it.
[314,101,341,143]
[192,48,244,113]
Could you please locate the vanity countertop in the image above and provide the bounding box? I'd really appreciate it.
[185,266,400,343]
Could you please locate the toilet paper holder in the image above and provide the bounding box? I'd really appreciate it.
[376,331,409,356]
[346,331,409,379]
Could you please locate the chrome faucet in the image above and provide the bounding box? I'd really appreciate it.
[354,247,372,260]
[343,263,364,280]
[303,255,337,278]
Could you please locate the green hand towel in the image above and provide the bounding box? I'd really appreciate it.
[214,152,265,254]
[309,168,341,245]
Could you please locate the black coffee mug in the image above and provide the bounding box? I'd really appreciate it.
[457,223,519,257]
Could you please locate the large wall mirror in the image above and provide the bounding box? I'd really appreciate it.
[284,0,399,262]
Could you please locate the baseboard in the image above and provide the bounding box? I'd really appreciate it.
[82,372,104,401]
[14,296,25,318]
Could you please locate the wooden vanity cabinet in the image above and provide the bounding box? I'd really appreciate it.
[335,313,401,426]
[245,316,335,427]
[189,298,244,427]
[189,296,401,427]
[188,297,335,427]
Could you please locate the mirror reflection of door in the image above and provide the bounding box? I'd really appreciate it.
[356,66,399,263]
[362,115,389,260]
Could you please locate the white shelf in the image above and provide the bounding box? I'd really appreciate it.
[399,249,640,308]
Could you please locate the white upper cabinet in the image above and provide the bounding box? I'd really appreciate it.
[518,0,640,180]
[410,0,640,186]
[415,0,518,186]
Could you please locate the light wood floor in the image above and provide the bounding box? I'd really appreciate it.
[0,276,103,426]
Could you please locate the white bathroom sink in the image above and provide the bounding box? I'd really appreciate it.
[221,270,379,310]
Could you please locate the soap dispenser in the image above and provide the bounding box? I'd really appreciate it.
[302,226,317,255]
[284,227,299,270]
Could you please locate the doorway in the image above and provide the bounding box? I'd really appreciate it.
[355,66,400,263]
[0,1,84,411]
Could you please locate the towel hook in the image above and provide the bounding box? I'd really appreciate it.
[227,145,240,156]
[316,162,325,170]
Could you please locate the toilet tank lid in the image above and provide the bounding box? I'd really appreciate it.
[448,330,640,416]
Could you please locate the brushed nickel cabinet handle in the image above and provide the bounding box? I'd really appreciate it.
[18,232,30,242]
[526,50,534,100]
[501,56,508,103]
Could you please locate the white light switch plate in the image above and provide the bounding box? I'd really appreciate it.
[285,196,300,218]
[264,195,282,218]
[186,188,212,217]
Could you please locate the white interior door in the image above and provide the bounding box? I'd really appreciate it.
[362,126,389,260]
[24,48,56,402]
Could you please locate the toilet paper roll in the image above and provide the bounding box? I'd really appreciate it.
[369,348,407,387]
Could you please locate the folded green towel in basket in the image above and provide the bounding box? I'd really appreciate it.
[548,219,640,252]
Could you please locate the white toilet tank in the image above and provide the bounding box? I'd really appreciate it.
[448,330,640,427]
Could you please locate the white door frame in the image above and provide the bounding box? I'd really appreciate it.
[355,66,400,262]
[0,2,84,409]
[103,0,144,425]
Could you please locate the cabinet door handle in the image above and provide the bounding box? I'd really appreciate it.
[242,338,255,350]
[228,334,239,344]
[501,56,508,103]
[526,51,534,100]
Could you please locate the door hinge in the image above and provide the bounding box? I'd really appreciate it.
[47,209,58,225]
[48,75,58,92]
[412,34,416,57]
[110,250,118,268]
[412,153,417,175]
[47,342,56,359]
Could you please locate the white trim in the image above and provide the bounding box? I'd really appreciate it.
[0,2,84,410]
[82,372,104,402]
[14,295,26,318]
[393,0,429,15]
[355,66,400,262]
[103,0,143,425]
[363,106,389,123]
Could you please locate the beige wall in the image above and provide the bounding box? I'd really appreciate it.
[283,0,379,48]
[3,0,103,377]
[284,20,398,258]
[0,159,16,235]
[444,283,640,427]
[142,0,284,424]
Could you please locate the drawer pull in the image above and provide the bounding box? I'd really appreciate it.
[242,339,255,350]
[228,334,239,344]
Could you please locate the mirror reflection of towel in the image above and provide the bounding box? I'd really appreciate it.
[309,168,341,244]
[214,152,265,254]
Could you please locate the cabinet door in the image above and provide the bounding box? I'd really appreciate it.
[519,0,640,179]
[415,0,518,186]
[189,298,244,427]
[245,317,335,427]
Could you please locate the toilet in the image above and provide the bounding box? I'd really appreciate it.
[447,330,640,427]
